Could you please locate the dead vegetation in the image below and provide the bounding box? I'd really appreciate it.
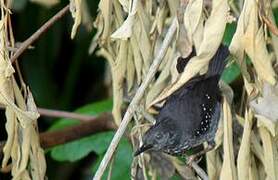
[1,0,278,179]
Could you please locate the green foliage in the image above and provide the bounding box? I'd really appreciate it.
[221,62,241,84]
[221,22,240,84]
[91,136,133,180]
[223,22,236,46]
[48,99,133,179]
[50,131,114,162]
[171,175,182,180]
[49,99,112,130]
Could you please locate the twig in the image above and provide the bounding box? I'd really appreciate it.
[40,112,116,148]
[191,162,209,180]
[11,5,70,63]
[0,106,99,122]
[38,107,97,122]
[93,18,178,180]
[0,113,116,158]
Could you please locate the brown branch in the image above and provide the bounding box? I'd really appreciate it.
[40,112,116,148]
[0,112,116,166]
[11,5,70,63]
[38,107,97,122]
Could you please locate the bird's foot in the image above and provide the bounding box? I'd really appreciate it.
[186,141,215,166]
[186,155,202,166]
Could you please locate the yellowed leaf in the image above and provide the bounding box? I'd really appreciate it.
[220,97,237,180]
[70,0,82,39]
[151,0,229,106]
[259,127,278,179]
[184,0,203,45]
[237,109,253,180]
[111,0,138,40]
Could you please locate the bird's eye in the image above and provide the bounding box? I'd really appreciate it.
[155,133,162,139]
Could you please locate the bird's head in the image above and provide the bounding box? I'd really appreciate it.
[134,120,177,156]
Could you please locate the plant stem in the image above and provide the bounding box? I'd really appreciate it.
[11,5,70,63]
[93,18,178,180]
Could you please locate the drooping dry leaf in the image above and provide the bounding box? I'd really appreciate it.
[151,1,168,35]
[126,43,135,92]
[237,110,253,180]
[229,0,252,82]
[184,0,203,49]
[166,0,179,17]
[230,0,276,85]
[111,40,128,125]
[98,0,112,42]
[70,0,82,39]
[130,36,143,84]
[259,127,278,179]
[145,46,176,106]
[249,156,260,180]
[206,150,222,179]
[0,3,45,179]
[220,97,237,180]
[151,0,229,106]
[111,0,138,40]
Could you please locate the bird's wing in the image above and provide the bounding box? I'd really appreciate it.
[158,75,221,136]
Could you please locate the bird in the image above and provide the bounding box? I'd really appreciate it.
[134,44,229,160]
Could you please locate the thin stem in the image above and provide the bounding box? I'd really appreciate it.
[38,107,96,122]
[0,105,98,122]
[93,18,178,180]
[191,162,209,180]
[11,5,70,63]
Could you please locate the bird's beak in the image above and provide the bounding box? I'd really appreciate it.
[134,144,153,156]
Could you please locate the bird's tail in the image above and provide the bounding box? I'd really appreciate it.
[206,44,229,78]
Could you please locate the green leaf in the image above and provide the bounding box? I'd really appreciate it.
[48,99,112,131]
[221,62,241,84]
[50,131,115,162]
[50,130,133,180]
[273,8,278,25]
[49,99,113,161]
[223,22,236,46]
[170,175,182,180]
[91,137,133,180]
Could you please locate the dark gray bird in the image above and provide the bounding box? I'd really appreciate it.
[135,44,229,157]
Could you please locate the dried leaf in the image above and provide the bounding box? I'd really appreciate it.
[220,97,237,180]
[229,0,253,82]
[237,109,253,180]
[70,0,82,39]
[98,0,112,41]
[111,0,138,40]
[130,36,143,84]
[184,0,203,47]
[206,150,222,179]
[146,47,175,106]
[126,43,135,92]
[151,0,229,106]
[259,127,278,179]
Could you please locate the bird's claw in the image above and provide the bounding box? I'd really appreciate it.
[186,155,202,166]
